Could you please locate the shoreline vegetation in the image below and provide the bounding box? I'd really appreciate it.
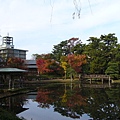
[0,79,77,99]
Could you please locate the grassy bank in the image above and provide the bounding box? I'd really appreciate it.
[112,80,120,83]
[24,78,79,84]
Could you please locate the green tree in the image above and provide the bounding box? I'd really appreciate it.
[105,62,119,79]
[85,37,105,73]
[52,40,69,62]
[52,38,81,62]
[85,33,119,74]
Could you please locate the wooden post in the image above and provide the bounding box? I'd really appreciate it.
[12,78,15,89]
[90,78,92,84]
[8,75,11,90]
[109,76,111,86]
[102,78,103,84]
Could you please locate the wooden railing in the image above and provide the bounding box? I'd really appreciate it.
[83,74,110,79]
[82,74,111,84]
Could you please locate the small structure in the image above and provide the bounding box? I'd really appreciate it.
[25,60,38,75]
[0,68,27,89]
[82,74,111,85]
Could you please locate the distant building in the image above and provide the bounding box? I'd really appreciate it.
[0,35,28,60]
[0,35,38,74]
[25,60,38,75]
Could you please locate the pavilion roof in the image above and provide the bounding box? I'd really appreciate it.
[0,68,27,72]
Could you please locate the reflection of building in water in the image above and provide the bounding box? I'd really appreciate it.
[0,95,29,114]
[0,35,28,60]
[27,92,37,99]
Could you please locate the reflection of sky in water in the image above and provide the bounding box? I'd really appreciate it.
[17,99,92,120]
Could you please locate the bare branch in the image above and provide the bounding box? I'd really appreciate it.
[50,0,54,22]
[73,0,81,19]
[88,0,93,14]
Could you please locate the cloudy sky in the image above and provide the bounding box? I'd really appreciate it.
[0,0,120,59]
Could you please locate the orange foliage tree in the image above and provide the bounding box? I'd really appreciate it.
[36,89,53,108]
[46,59,62,74]
[36,53,64,76]
[67,54,87,74]
[7,57,25,69]
[36,58,48,75]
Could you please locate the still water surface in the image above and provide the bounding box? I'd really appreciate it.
[0,83,120,120]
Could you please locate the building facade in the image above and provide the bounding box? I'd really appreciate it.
[25,60,38,75]
[0,35,38,74]
[0,35,28,60]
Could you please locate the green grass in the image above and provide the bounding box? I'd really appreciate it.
[112,80,120,83]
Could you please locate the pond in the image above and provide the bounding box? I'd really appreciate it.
[0,83,120,120]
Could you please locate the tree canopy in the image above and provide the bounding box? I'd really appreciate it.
[35,33,120,79]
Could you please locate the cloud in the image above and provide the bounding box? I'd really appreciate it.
[0,0,120,59]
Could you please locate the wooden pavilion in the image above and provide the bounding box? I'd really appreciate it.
[0,68,27,89]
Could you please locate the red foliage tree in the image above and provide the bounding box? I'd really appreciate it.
[36,58,47,74]
[36,89,53,108]
[67,54,87,73]
[36,53,64,76]
[7,57,25,69]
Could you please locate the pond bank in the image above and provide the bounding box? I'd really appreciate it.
[112,79,120,83]
[0,88,31,99]
[0,79,79,99]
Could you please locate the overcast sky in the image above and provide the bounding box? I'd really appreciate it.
[0,0,120,59]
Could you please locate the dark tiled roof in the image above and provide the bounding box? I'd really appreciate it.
[0,68,26,72]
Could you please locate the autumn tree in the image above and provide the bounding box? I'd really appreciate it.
[0,57,5,67]
[60,56,68,79]
[52,38,81,62]
[35,33,120,79]
[67,37,81,54]
[67,54,87,79]
[7,57,25,69]
[36,58,47,75]
[67,54,87,73]
[46,59,64,76]
[36,53,63,77]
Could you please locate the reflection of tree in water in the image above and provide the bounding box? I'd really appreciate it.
[36,89,53,108]
[36,84,66,108]
[36,84,87,119]
[54,86,87,119]
[36,84,120,119]
[84,86,120,120]
[0,94,28,114]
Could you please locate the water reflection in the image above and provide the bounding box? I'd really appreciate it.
[0,94,28,114]
[0,83,120,120]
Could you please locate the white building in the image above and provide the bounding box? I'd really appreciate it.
[0,35,28,60]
